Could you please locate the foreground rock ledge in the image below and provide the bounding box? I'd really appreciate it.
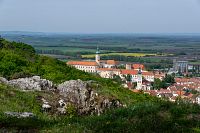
[0,76,123,115]
[58,79,123,115]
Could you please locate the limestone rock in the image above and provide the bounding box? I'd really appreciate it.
[8,76,55,91]
[57,79,122,115]
[5,112,35,118]
[41,98,52,112]
[57,107,66,115]
[0,77,8,84]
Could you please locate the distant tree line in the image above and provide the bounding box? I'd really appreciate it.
[36,49,93,58]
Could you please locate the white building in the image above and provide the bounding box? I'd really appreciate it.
[67,48,120,73]
[136,68,143,90]
[67,47,101,73]
[196,95,200,105]
[67,61,99,73]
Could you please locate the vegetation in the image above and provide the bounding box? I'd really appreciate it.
[153,74,175,90]
[0,38,95,83]
[1,84,200,132]
[1,38,200,132]
[82,52,157,58]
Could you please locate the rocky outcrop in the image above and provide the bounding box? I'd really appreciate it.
[58,79,122,115]
[0,76,123,116]
[6,76,55,91]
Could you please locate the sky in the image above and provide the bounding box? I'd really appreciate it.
[0,0,200,33]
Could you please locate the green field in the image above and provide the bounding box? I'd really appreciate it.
[35,46,97,53]
[82,52,158,58]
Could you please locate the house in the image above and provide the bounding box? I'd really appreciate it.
[120,69,154,83]
[196,95,200,105]
[96,68,120,79]
[102,60,120,68]
[132,64,145,70]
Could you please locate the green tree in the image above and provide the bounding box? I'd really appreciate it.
[153,78,162,90]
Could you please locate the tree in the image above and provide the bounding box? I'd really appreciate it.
[153,78,162,90]
[164,74,175,84]
[125,74,132,82]
[113,74,122,84]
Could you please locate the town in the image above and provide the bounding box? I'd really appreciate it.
[67,47,200,104]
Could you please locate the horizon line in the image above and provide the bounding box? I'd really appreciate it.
[1,30,200,35]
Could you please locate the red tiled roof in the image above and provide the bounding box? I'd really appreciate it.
[121,69,153,76]
[121,69,138,75]
[106,60,118,65]
[150,90,158,96]
[159,89,171,93]
[67,61,99,66]
[132,64,145,70]
[177,91,185,96]
[168,86,178,91]
[142,72,154,76]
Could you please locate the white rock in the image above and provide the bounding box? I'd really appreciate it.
[7,76,55,91]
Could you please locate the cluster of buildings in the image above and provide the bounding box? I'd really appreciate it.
[145,77,200,104]
[169,59,200,75]
[67,48,155,90]
[67,48,200,105]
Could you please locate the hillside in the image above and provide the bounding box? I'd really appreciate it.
[0,38,200,132]
[0,37,154,105]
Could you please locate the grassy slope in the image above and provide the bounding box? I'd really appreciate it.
[0,38,200,132]
[1,84,200,133]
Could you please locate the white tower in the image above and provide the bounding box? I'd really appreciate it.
[136,67,143,90]
[95,46,100,64]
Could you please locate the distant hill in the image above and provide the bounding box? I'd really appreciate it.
[0,31,47,36]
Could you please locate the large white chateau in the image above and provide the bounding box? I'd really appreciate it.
[67,48,154,90]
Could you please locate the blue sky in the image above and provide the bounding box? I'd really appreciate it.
[0,0,200,33]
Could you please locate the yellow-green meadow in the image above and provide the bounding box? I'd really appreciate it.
[82,53,157,58]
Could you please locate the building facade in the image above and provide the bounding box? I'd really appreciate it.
[173,59,188,74]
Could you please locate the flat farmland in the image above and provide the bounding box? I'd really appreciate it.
[82,53,158,58]
[2,32,200,59]
[35,46,96,53]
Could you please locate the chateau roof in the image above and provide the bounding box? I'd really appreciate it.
[67,61,99,66]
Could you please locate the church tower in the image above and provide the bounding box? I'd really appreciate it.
[136,67,143,90]
[95,46,100,64]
